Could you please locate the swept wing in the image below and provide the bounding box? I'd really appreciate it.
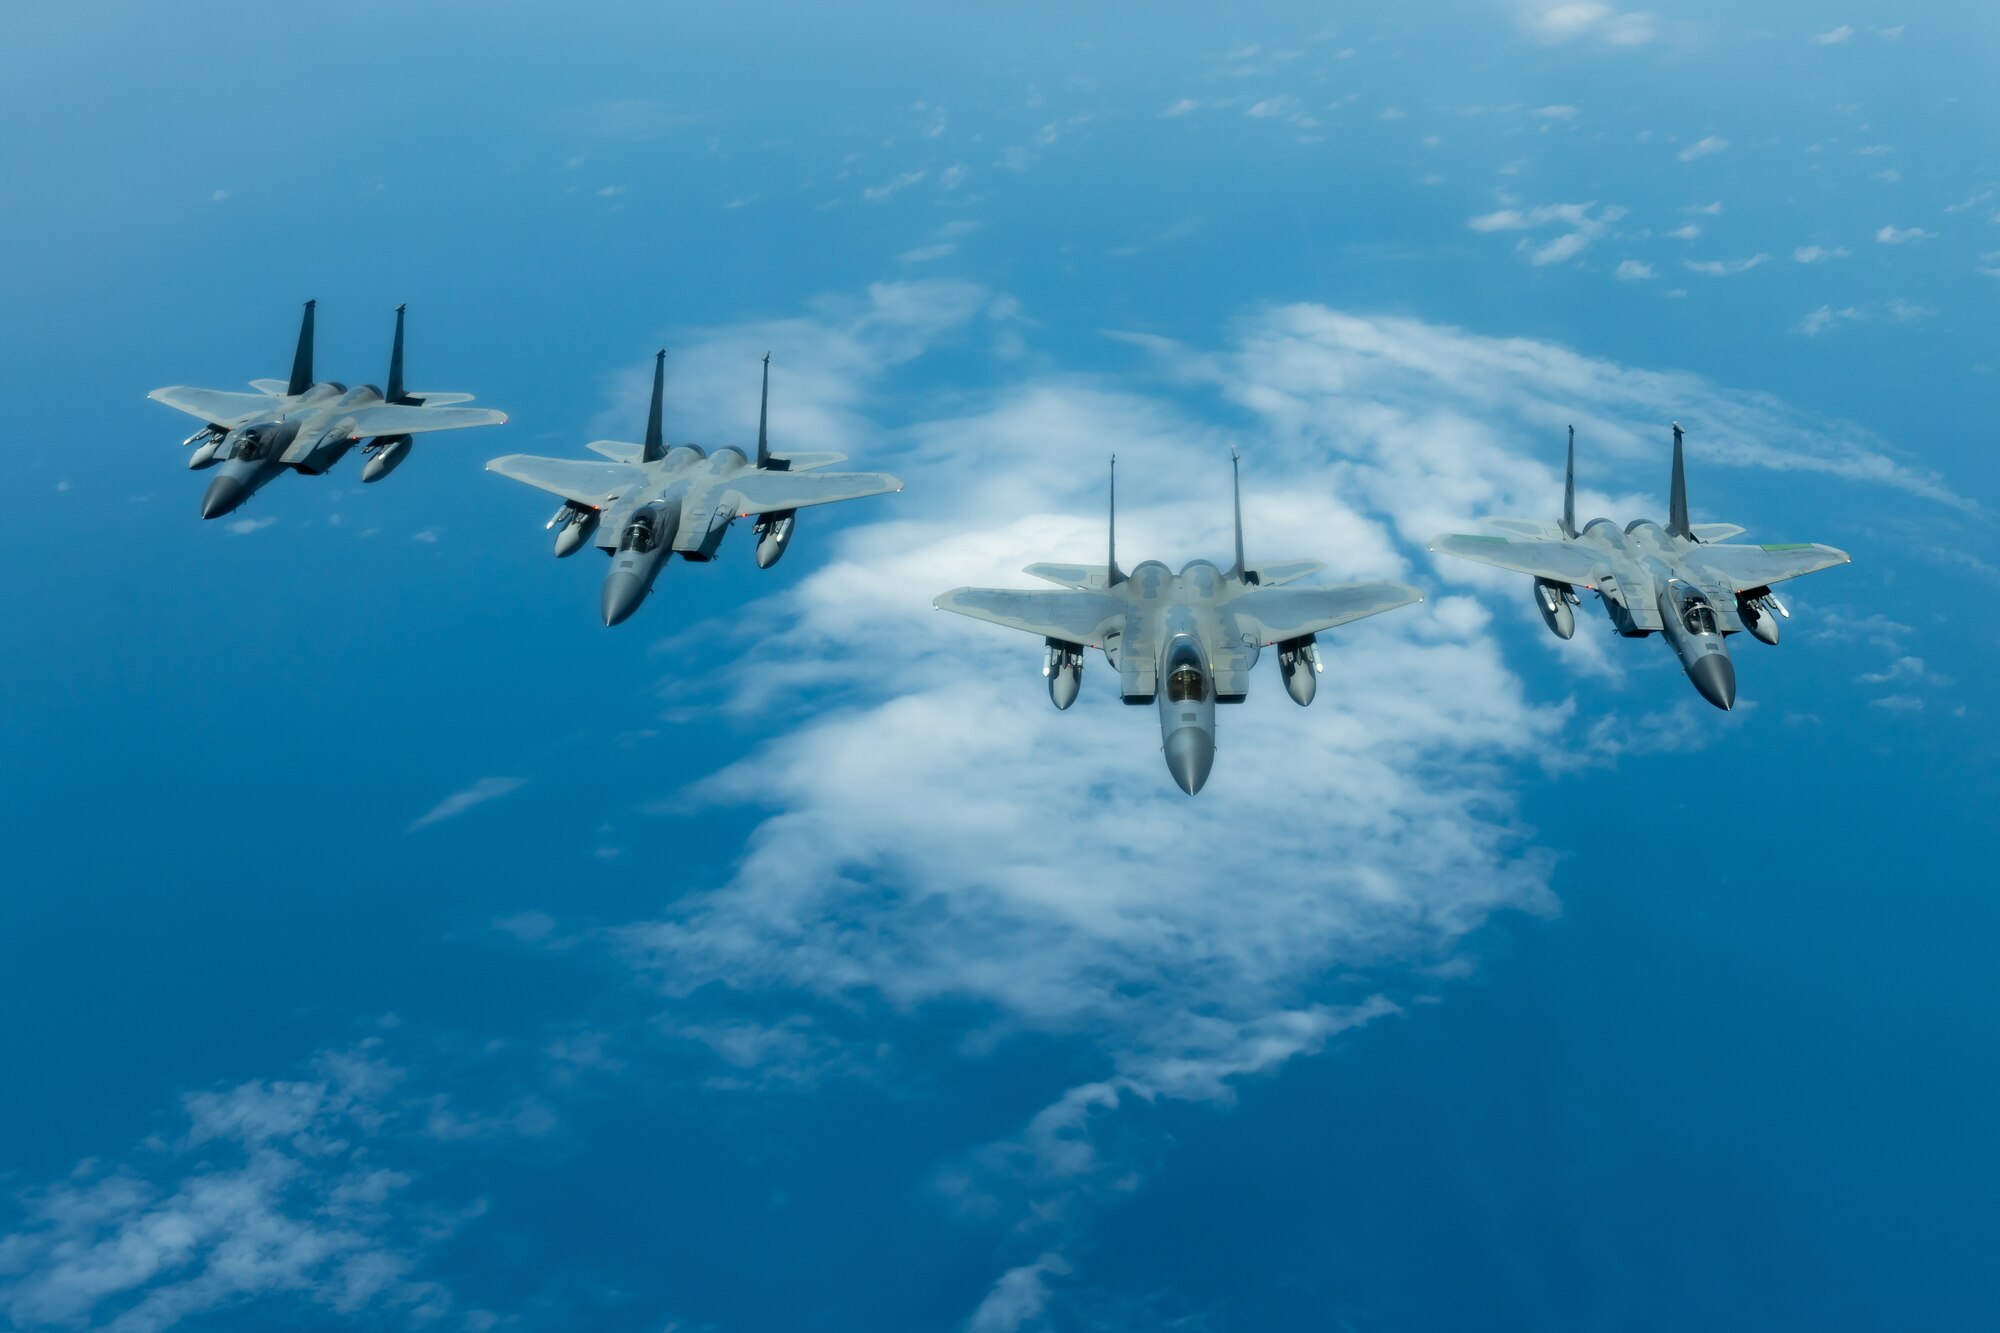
[1689,542,1851,591]
[1230,581,1423,644]
[148,386,279,427]
[487,455,645,507]
[1430,533,1604,585]
[342,403,507,436]
[725,469,902,516]
[933,588,1125,646]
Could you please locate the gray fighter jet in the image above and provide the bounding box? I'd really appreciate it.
[1429,424,1851,710]
[934,453,1423,794]
[487,351,903,625]
[150,301,508,519]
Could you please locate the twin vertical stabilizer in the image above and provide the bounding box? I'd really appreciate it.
[1666,421,1692,540]
[1561,425,1578,538]
[1107,456,1125,586]
[642,350,666,463]
[286,300,316,396]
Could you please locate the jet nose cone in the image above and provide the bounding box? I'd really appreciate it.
[1164,726,1216,795]
[200,475,246,520]
[1688,653,1737,711]
[600,572,646,626]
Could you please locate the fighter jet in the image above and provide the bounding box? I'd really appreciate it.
[1428,423,1851,710]
[933,453,1423,794]
[149,301,508,519]
[487,350,903,625]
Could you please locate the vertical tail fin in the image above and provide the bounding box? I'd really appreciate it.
[286,300,316,397]
[1228,446,1248,580]
[386,304,410,404]
[1107,455,1125,587]
[755,352,772,468]
[642,350,666,463]
[1667,421,1692,540]
[1561,424,1578,538]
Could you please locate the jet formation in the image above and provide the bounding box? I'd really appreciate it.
[487,350,903,625]
[935,453,1422,793]
[149,302,508,519]
[1429,424,1851,710]
[149,303,1857,790]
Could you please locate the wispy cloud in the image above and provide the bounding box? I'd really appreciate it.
[1682,253,1769,276]
[1875,223,1935,244]
[1677,135,1729,162]
[863,170,926,201]
[1811,24,1855,44]
[1517,2,1658,47]
[406,777,527,832]
[1615,259,1658,280]
[1467,200,1627,266]
[226,516,276,535]
[1793,244,1851,263]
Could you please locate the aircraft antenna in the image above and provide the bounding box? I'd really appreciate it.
[642,350,666,463]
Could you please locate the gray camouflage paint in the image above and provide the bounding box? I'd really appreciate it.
[486,351,902,625]
[1429,423,1851,710]
[148,302,508,519]
[934,453,1423,794]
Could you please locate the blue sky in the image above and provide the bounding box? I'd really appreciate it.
[2,2,1995,1329]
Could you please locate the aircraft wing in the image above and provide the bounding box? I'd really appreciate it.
[933,588,1125,646]
[1230,581,1423,644]
[486,455,645,507]
[1430,533,1604,585]
[766,451,848,472]
[725,469,902,516]
[343,403,507,436]
[147,386,276,427]
[1023,562,1113,590]
[1691,542,1851,591]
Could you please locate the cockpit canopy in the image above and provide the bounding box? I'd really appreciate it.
[1669,582,1719,636]
[1166,664,1208,703]
[620,510,659,553]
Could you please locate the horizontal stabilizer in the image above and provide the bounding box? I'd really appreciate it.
[766,451,847,472]
[1023,562,1113,590]
[933,587,1125,646]
[1430,532,1603,586]
[487,454,643,507]
[1483,517,1568,539]
[148,385,277,427]
[1240,559,1324,587]
[727,469,902,517]
[585,440,647,463]
[343,403,506,436]
[1231,581,1423,645]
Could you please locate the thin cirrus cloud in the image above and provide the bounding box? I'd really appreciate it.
[1517,2,1657,46]
[406,776,528,832]
[1677,135,1730,162]
[1683,253,1770,276]
[1875,224,1935,244]
[1467,200,1626,265]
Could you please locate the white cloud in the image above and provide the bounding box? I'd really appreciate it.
[1518,3,1658,47]
[899,243,956,264]
[596,184,625,197]
[1875,223,1935,244]
[1161,97,1201,117]
[0,1052,458,1332]
[939,163,968,190]
[1531,105,1579,121]
[1466,200,1627,266]
[863,170,926,201]
[1666,223,1702,239]
[548,286,1965,1324]
[1677,135,1729,162]
[1684,200,1724,215]
[209,188,229,203]
[1793,244,1850,263]
[1811,24,1855,44]
[1797,299,1933,334]
[1246,96,1297,119]
[1615,259,1658,280]
[1682,253,1769,276]
[1798,304,1863,335]
[1876,24,1904,39]
[226,516,276,535]
[1380,106,1407,121]
[406,777,527,832]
